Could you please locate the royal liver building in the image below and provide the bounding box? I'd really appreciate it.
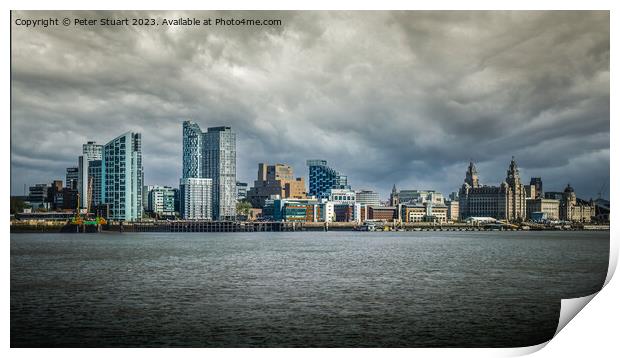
[459,158,526,222]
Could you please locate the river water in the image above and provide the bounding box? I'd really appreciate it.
[10,231,609,347]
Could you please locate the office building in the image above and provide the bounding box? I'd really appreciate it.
[530,177,543,199]
[446,200,460,221]
[247,163,306,208]
[236,181,248,202]
[559,184,595,222]
[307,159,349,199]
[28,184,51,207]
[526,198,560,221]
[180,178,213,220]
[458,158,527,221]
[146,186,176,216]
[390,186,445,206]
[102,132,143,221]
[524,184,537,200]
[355,190,380,207]
[66,167,79,190]
[400,203,448,223]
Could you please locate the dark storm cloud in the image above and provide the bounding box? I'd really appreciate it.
[11,10,609,200]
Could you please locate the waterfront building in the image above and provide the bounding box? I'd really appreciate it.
[327,188,356,204]
[530,177,543,199]
[247,163,306,208]
[102,132,144,221]
[203,126,236,220]
[559,184,595,222]
[367,206,398,221]
[66,167,79,190]
[526,198,560,221]
[458,158,527,222]
[390,185,445,206]
[28,184,51,208]
[146,186,176,216]
[181,121,237,220]
[180,178,212,220]
[400,203,448,223]
[355,190,380,207]
[544,192,565,201]
[54,188,78,210]
[307,159,349,199]
[88,160,102,207]
[272,198,323,222]
[77,156,89,208]
[524,184,537,200]
[82,141,103,161]
[446,200,460,222]
[236,181,248,202]
[182,121,204,178]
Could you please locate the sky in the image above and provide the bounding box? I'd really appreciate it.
[10,10,610,200]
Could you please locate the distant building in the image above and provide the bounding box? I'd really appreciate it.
[236,181,248,202]
[203,126,236,220]
[458,158,527,221]
[559,184,595,222]
[446,200,460,222]
[526,198,560,221]
[65,167,79,190]
[87,160,102,207]
[390,186,444,206]
[28,184,50,208]
[146,186,176,216]
[307,159,349,199]
[530,177,543,199]
[247,163,306,208]
[367,206,398,221]
[524,184,537,200]
[78,155,89,208]
[102,132,144,221]
[400,203,448,223]
[82,141,103,161]
[180,178,212,220]
[355,190,380,207]
[181,121,236,220]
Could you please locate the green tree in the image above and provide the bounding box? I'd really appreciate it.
[10,197,28,214]
[236,200,252,219]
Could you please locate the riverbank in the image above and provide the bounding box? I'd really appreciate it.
[10,220,610,233]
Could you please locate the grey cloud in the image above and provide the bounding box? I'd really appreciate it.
[11,10,609,200]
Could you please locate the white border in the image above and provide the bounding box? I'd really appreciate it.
[3,1,616,357]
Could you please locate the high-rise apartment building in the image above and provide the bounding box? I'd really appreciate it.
[102,132,143,221]
[203,126,237,220]
[82,141,103,161]
[306,159,349,199]
[180,178,212,220]
[181,121,236,220]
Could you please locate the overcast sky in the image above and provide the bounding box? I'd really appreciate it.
[11,10,609,200]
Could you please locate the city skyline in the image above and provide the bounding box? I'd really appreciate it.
[11,11,610,200]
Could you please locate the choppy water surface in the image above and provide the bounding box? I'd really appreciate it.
[11,231,608,347]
